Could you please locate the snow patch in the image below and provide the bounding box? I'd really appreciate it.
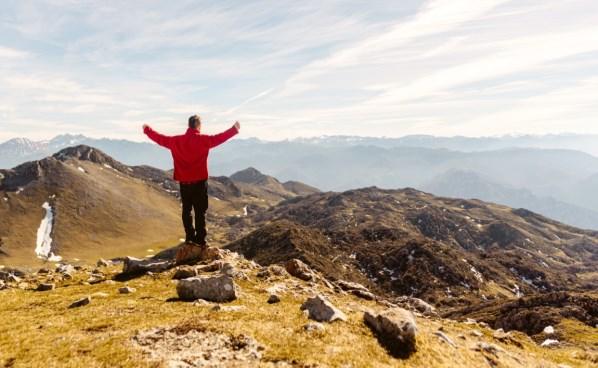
[103,164,112,169]
[543,326,555,335]
[35,202,61,261]
[512,284,523,298]
[242,205,248,216]
[15,187,24,194]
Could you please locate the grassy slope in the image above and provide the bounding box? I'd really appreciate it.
[1,263,595,368]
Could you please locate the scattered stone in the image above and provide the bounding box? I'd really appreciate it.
[543,325,555,335]
[540,339,559,347]
[300,295,346,322]
[434,331,456,348]
[96,258,112,267]
[337,280,369,293]
[92,292,109,298]
[285,259,313,281]
[119,286,136,294]
[122,256,174,275]
[56,264,75,275]
[304,322,325,332]
[7,274,21,283]
[172,266,198,280]
[69,296,91,308]
[0,280,5,290]
[37,268,51,274]
[88,276,105,285]
[197,261,224,273]
[267,294,281,304]
[219,263,247,279]
[105,280,116,285]
[464,318,477,325]
[177,275,237,302]
[269,265,287,276]
[36,283,55,292]
[175,244,224,265]
[256,268,271,278]
[394,296,437,316]
[351,289,376,300]
[470,330,483,337]
[364,308,418,357]
[473,342,503,355]
[493,328,509,340]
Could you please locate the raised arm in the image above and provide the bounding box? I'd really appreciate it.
[143,124,174,149]
[208,121,240,149]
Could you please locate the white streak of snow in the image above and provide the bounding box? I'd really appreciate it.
[543,326,555,335]
[243,205,248,216]
[35,202,61,261]
[540,339,559,347]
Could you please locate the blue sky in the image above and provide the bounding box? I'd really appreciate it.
[1,0,598,141]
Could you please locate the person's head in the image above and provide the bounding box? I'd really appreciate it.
[188,115,201,130]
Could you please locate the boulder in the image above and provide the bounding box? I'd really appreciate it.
[300,295,346,322]
[364,308,418,357]
[285,259,313,281]
[177,275,237,302]
[69,296,91,308]
[122,256,174,275]
[36,283,55,292]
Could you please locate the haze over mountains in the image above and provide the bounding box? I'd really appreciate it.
[3,133,598,230]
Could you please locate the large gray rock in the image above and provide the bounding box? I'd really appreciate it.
[300,295,347,322]
[364,308,418,357]
[177,275,237,302]
[122,256,174,275]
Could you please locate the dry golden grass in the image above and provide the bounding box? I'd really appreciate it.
[1,263,595,368]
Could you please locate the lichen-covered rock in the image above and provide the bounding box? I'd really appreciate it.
[364,308,418,356]
[177,275,237,302]
[300,295,346,322]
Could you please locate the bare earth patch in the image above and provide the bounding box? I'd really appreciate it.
[132,326,263,367]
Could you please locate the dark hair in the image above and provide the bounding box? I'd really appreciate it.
[188,115,201,128]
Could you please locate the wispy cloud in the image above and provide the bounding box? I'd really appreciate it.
[1,0,598,142]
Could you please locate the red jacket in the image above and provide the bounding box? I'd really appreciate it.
[144,125,238,182]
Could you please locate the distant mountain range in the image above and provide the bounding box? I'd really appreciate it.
[3,133,598,230]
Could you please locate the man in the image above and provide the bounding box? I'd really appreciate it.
[142,115,240,247]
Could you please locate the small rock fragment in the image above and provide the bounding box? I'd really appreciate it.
[119,286,136,294]
[172,266,198,280]
[97,258,111,267]
[434,331,456,348]
[36,283,55,292]
[69,296,91,308]
[267,294,281,304]
[543,325,555,335]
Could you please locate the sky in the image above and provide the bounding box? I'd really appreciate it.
[1,0,598,142]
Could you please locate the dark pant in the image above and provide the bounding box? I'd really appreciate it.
[180,180,208,244]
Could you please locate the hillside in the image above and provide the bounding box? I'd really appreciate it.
[1,244,596,367]
[225,187,598,310]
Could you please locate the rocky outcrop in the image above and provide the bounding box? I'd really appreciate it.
[285,259,314,281]
[300,295,346,322]
[177,275,237,302]
[364,308,418,358]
